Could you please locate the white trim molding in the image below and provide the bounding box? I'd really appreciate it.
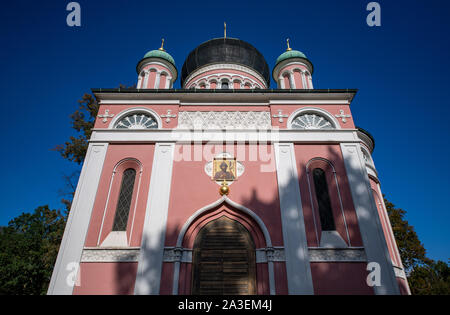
[134,143,175,295]
[47,143,109,295]
[274,143,314,294]
[340,143,400,295]
[81,248,140,262]
[308,247,367,262]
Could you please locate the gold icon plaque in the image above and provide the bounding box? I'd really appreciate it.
[212,158,237,181]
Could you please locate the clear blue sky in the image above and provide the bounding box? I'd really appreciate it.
[0,0,448,262]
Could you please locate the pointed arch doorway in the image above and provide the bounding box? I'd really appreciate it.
[192,216,256,295]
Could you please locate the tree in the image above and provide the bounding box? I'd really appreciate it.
[54,85,135,165]
[385,196,450,294]
[54,93,99,165]
[0,206,66,295]
[384,197,431,272]
[408,260,450,295]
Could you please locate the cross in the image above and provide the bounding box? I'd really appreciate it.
[335,109,351,123]
[273,110,289,123]
[161,109,177,123]
[98,109,114,123]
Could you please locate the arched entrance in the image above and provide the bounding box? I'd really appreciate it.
[191,216,256,295]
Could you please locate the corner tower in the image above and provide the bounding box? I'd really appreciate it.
[136,40,177,89]
[273,40,314,89]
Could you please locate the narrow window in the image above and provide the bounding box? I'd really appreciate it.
[312,168,336,231]
[112,168,137,231]
[221,81,229,89]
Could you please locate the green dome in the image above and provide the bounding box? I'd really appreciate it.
[276,49,307,65]
[143,49,175,66]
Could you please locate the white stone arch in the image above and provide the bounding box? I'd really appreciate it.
[280,70,294,89]
[108,107,163,129]
[176,196,272,248]
[97,157,144,248]
[287,107,341,130]
[305,157,351,247]
[172,196,276,295]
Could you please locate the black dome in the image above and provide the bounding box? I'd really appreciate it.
[181,38,270,87]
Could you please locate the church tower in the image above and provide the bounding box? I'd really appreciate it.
[48,36,410,295]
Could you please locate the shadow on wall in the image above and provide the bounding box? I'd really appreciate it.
[114,144,388,295]
[113,223,181,295]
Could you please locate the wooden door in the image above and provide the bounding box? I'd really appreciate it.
[192,216,256,295]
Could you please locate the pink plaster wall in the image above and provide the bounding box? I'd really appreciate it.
[94,104,179,129]
[160,144,284,293]
[84,144,155,247]
[73,262,137,295]
[270,105,355,129]
[294,144,363,247]
[310,262,374,295]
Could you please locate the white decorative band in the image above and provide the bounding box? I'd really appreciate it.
[183,63,267,88]
[177,111,272,130]
[163,247,192,263]
[163,247,285,264]
[256,247,286,263]
[308,248,367,262]
[81,248,140,262]
[393,265,407,279]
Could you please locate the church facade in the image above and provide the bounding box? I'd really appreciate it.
[48,37,410,295]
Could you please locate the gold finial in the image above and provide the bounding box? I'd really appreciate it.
[286,38,292,51]
[159,38,165,51]
[219,180,230,196]
[224,22,227,39]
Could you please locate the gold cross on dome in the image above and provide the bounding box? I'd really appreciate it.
[286,38,292,51]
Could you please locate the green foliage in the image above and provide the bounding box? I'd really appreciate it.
[384,197,431,272]
[0,206,66,295]
[408,260,450,295]
[385,196,450,294]
[54,93,99,164]
[54,85,135,165]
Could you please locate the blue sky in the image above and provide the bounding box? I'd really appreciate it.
[0,0,448,262]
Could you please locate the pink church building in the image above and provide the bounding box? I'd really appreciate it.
[48,37,410,295]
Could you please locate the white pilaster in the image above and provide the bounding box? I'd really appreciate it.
[340,143,400,295]
[288,73,295,89]
[274,143,314,294]
[143,71,149,89]
[47,143,109,295]
[134,143,175,295]
[154,72,161,89]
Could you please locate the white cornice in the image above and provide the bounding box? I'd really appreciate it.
[89,129,361,144]
[94,92,356,104]
[99,100,180,105]
[270,100,350,105]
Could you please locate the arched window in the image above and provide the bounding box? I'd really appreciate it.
[221,80,229,89]
[192,216,256,295]
[312,168,336,231]
[114,113,158,129]
[112,168,137,231]
[291,113,334,130]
